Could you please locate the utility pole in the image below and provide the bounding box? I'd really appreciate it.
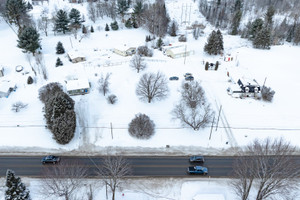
[209,116,215,140]
[110,122,113,139]
[215,105,222,131]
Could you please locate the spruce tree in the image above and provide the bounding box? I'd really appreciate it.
[56,57,63,67]
[249,18,264,40]
[231,10,242,35]
[5,0,28,31]
[56,41,65,54]
[17,26,41,55]
[253,27,271,49]
[69,8,81,31]
[54,9,69,34]
[26,2,32,10]
[215,29,224,53]
[293,25,300,45]
[105,23,110,31]
[169,21,177,37]
[204,30,223,55]
[5,169,31,200]
[82,25,87,34]
[90,25,94,33]
[156,37,163,49]
[125,18,132,28]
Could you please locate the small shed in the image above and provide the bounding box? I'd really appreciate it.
[68,51,86,63]
[65,79,90,96]
[165,46,194,59]
[113,45,136,57]
[0,80,16,98]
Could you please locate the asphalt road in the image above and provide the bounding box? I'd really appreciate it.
[0,156,235,178]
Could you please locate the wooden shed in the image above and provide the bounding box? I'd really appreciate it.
[165,46,194,59]
[113,45,136,57]
[65,79,90,96]
[68,51,86,63]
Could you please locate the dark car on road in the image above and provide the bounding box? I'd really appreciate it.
[189,156,205,163]
[187,166,208,175]
[169,76,179,81]
[41,155,60,164]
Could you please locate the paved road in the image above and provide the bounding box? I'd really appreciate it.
[0,156,235,178]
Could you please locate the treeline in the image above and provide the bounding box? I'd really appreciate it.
[199,0,300,48]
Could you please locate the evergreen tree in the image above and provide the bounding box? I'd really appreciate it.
[69,8,81,31]
[125,18,132,28]
[249,18,264,40]
[293,24,300,45]
[264,6,275,29]
[286,23,296,43]
[82,24,87,34]
[105,23,110,31]
[204,30,223,55]
[90,25,94,33]
[231,10,242,35]
[5,0,28,31]
[169,20,177,37]
[110,21,119,30]
[54,9,69,34]
[253,27,271,49]
[55,57,63,67]
[156,37,163,49]
[133,1,144,26]
[56,41,65,54]
[26,2,32,10]
[117,0,129,21]
[17,26,41,55]
[5,169,31,200]
[205,62,209,70]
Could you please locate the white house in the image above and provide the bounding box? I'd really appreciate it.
[68,50,86,63]
[165,46,194,59]
[113,45,136,57]
[65,78,90,96]
[0,79,16,98]
[161,44,184,55]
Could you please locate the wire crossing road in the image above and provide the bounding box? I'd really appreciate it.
[0,156,235,178]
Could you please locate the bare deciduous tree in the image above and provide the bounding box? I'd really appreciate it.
[231,138,300,200]
[41,161,88,200]
[136,71,169,103]
[172,81,214,130]
[96,156,131,200]
[98,73,111,96]
[11,101,28,112]
[87,2,97,23]
[37,7,49,36]
[130,54,147,73]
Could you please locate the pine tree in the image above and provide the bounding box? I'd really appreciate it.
[231,10,242,35]
[215,29,224,53]
[204,30,223,55]
[17,26,41,55]
[56,41,65,54]
[293,25,300,45]
[5,0,28,31]
[90,25,94,33]
[169,21,177,37]
[264,6,275,29]
[133,1,144,26]
[125,18,132,28]
[204,30,216,55]
[110,21,119,30]
[253,27,271,49]
[69,8,81,31]
[156,37,163,49]
[55,57,63,67]
[5,169,31,200]
[105,23,110,31]
[82,25,87,34]
[249,18,264,40]
[54,9,69,34]
[117,0,129,21]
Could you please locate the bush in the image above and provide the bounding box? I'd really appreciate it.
[11,101,28,112]
[137,45,153,57]
[110,21,118,30]
[261,86,275,102]
[125,18,132,28]
[38,82,64,103]
[215,61,219,70]
[107,94,118,104]
[205,62,209,70]
[82,25,87,34]
[128,113,155,139]
[105,23,110,31]
[27,76,33,84]
[56,57,63,67]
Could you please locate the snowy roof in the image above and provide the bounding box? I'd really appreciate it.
[114,44,135,52]
[0,79,15,92]
[167,46,192,54]
[193,194,225,200]
[65,79,89,91]
[68,50,85,60]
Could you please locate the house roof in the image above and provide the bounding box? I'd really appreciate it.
[66,79,89,91]
[0,79,15,92]
[68,50,85,60]
[167,46,192,54]
[114,45,135,52]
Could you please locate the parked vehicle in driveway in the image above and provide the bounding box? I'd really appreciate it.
[189,156,205,163]
[184,73,192,77]
[187,166,208,175]
[185,76,194,81]
[169,76,179,80]
[41,155,60,164]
